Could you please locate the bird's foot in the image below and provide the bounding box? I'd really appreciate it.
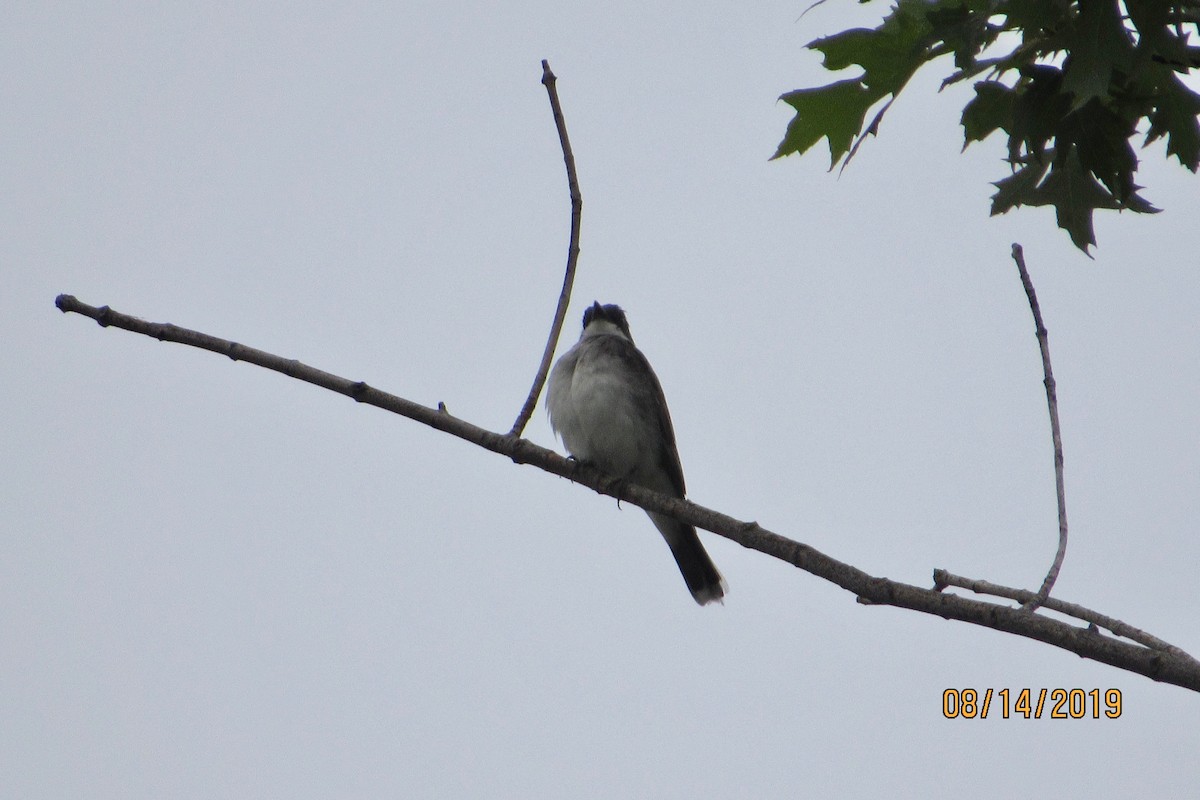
[602,472,637,509]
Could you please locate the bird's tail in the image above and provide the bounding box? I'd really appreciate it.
[648,512,727,605]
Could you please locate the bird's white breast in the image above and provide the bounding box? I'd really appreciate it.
[547,339,652,479]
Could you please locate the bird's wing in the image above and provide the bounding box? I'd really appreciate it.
[591,334,686,497]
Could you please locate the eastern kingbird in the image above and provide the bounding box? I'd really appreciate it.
[547,301,726,605]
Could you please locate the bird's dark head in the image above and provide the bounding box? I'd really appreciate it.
[581,301,633,341]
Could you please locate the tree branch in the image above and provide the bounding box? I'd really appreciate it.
[1011,243,1068,610]
[54,293,1200,692]
[508,60,583,438]
[933,570,1192,658]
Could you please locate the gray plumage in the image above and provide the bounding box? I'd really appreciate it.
[547,301,726,605]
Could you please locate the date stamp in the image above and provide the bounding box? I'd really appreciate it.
[942,688,1122,719]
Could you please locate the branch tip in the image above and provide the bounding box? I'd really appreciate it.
[1010,244,1068,610]
[932,569,949,592]
[507,59,582,438]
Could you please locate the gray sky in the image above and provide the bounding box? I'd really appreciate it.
[5,2,1198,797]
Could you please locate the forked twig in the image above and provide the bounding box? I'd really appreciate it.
[508,60,583,438]
[934,569,1188,656]
[1011,243,1068,611]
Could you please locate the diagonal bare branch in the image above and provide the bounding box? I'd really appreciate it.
[54,293,1200,693]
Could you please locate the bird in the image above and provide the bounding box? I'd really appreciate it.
[547,301,726,605]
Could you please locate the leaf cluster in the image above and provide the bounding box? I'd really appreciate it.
[775,0,1200,251]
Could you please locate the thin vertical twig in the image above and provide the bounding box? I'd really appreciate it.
[508,60,583,438]
[1011,243,1068,611]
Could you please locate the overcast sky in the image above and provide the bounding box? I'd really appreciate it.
[4,3,1199,798]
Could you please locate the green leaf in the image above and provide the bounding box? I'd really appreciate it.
[926,1,1001,73]
[1061,0,1134,108]
[1036,149,1118,251]
[776,0,939,167]
[1054,95,1138,202]
[777,0,1199,252]
[774,80,879,165]
[812,0,933,93]
[994,148,1158,253]
[962,81,1015,145]
[1145,75,1200,171]
[1002,0,1071,37]
[990,159,1049,216]
[1006,65,1069,163]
